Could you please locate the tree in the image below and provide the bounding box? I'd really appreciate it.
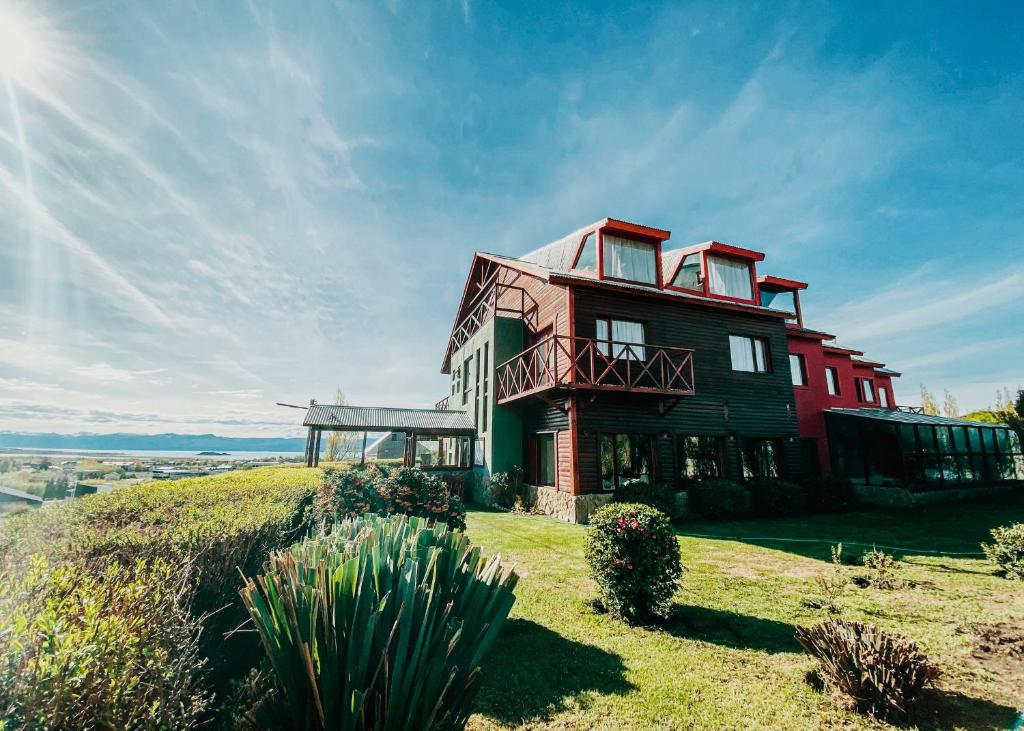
[323,388,359,462]
[920,385,939,416]
[942,389,959,418]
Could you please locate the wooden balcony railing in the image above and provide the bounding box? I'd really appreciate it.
[897,405,925,414]
[496,335,695,404]
[435,396,451,410]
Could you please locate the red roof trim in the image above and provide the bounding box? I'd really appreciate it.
[549,273,788,318]
[758,274,808,291]
[823,345,865,357]
[785,326,834,340]
[599,218,671,242]
[675,240,766,262]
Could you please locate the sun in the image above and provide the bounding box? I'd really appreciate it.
[0,6,47,81]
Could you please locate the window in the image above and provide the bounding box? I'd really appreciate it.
[729,335,769,373]
[741,438,783,478]
[573,233,597,273]
[761,289,796,314]
[879,386,890,409]
[707,255,753,300]
[678,435,722,482]
[856,378,875,403]
[415,436,470,468]
[670,253,701,290]
[602,234,657,284]
[473,348,481,425]
[596,318,646,360]
[481,343,489,432]
[473,438,485,467]
[789,354,807,387]
[462,357,472,405]
[537,433,556,486]
[825,367,840,396]
[599,433,653,490]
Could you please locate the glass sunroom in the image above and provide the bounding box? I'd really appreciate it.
[825,408,1024,489]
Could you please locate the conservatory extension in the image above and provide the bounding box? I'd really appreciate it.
[826,408,1024,489]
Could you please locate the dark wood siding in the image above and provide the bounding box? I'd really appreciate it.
[572,286,802,492]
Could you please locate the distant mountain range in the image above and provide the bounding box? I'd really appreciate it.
[0,431,308,453]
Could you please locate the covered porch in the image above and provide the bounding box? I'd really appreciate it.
[302,403,476,469]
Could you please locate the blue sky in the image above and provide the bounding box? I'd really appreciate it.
[1,0,1022,436]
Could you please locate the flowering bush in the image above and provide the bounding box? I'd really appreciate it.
[313,464,466,531]
[585,502,683,623]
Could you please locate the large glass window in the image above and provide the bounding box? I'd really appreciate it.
[599,433,653,490]
[596,318,646,360]
[789,354,807,386]
[573,234,597,273]
[678,435,722,482]
[602,234,657,284]
[729,335,769,373]
[670,253,701,290]
[537,433,556,486]
[856,378,875,403]
[415,436,470,468]
[707,255,753,300]
[825,367,840,396]
[741,438,783,478]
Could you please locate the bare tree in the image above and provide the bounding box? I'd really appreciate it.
[942,389,959,418]
[324,388,357,462]
[920,384,939,416]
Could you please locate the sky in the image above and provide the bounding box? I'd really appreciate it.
[0,0,1022,438]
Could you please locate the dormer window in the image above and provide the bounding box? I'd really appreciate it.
[706,255,753,300]
[670,253,701,291]
[572,233,597,273]
[603,234,657,284]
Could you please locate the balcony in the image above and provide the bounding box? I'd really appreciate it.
[435,395,451,410]
[496,334,695,404]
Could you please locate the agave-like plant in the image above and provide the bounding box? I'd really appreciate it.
[239,514,517,731]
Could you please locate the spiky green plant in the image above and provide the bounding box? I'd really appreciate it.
[239,514,518,731]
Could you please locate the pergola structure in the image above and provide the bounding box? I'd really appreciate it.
[302,403,476,468]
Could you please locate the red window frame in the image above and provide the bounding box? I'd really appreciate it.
[855,377,876,404]
[825,366,841,397]
[665,248,760,304]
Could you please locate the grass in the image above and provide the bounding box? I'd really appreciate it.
[464,496,1024,730]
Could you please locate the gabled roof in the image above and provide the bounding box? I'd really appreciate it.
[672,240,766,262]
[826,408,1008,429]
[304,405,476,434]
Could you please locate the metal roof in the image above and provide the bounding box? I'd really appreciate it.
[303,405,476,434]
[0,485,44,502]
[825,408,1008,429]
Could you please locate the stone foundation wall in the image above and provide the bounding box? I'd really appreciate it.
[527,485,690,523]
[853,483,1020,508]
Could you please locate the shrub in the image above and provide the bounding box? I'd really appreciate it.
[614,480,675,516]
[688,480,750,520]
[239,515,518,730]
[485,466,530,511]
[795,619,939,721]
[749,478,805,517]
[808,543,848,614]
[313,464,466,530]
[804,475,856,514]
[585,503,683,623]
[982,523,1024,580]
[0,557,210,730]
[860,547,905,589]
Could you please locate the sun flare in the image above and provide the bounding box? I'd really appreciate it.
[0,5,49,83]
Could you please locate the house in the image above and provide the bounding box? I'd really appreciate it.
[433,217,1023,521]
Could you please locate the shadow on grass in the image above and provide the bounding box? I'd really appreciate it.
[676,492,1024,563]
[910,687,1019,731]
[474,618,633,724]
[664,604,800,654]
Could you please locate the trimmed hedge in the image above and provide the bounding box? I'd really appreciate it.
[312,464,466,531]
[688,480,751,520]
[585,502,683,622]
[613,480,675,516]
[804,475,856,514]
[0,557,210,730]
[750,478,805,517]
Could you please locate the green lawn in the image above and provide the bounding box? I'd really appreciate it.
[464,496,1024,730]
